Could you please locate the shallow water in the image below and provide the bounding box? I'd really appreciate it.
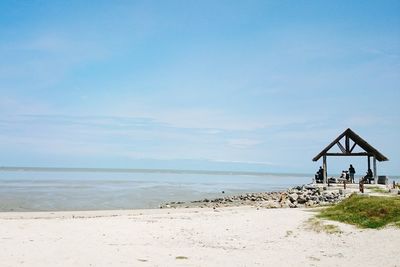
[0,169,314,211]
[1,169,398,212]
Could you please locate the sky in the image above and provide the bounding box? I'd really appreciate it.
[0,0,399,174]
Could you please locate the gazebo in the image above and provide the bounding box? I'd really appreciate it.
[312,128,389,184]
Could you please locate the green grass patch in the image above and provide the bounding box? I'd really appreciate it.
[368,186,388,193]
[318,194,400,229]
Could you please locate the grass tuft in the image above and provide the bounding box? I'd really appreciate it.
[175,256,188,260]
[318,194,400,229]
[304,218,342,234]
[285,230,293,237]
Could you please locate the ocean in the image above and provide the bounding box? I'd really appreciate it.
[1,168,398,212]
[0,168,312,212]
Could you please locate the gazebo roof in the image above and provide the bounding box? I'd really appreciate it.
[312,128,389,162]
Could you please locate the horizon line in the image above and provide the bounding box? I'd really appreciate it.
[0,166,312,177]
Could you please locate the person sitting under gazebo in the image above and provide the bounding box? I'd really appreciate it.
[315,166,324,183]
[339,170,350,183]
[361,168,373,184]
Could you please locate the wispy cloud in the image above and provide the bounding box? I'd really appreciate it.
[210,159,276,166]
[227,139,262,149]
[0,33,109,89]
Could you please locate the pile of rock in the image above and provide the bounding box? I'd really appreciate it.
[159,185,348,209]
[276,185,344,208]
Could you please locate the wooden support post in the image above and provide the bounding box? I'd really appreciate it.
[359,181,364,193]
[373,157,377,184]
[367,156,371,170]
[344,180,346,190]
[323,155,327,184]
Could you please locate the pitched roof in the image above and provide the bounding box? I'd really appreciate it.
[312,128,389,162]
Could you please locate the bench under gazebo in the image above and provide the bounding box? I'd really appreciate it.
[312,128,389,184]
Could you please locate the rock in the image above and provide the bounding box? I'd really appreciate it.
[306,200,314,207]
[305,185,317,190]
[280,199,291,208]
[289,193,299,202]
[263,200,280,209]
[159,183,350,211]
[297,195,307,204]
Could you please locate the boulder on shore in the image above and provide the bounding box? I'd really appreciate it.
[160,184,348,209]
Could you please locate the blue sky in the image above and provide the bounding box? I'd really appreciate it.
[0,0,399,174]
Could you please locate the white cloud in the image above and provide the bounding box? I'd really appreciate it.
[149,108,267,131]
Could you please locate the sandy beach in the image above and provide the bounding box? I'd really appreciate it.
[0,206,399,267]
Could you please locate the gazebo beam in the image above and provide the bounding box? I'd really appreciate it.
[350,142,357,152]
[337,142,346,153]
[312,128,388,162]
[325,152,372,156]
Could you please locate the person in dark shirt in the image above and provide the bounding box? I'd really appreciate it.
[362,168,373,184]
[349,164,356,183]
[315,166,324,183]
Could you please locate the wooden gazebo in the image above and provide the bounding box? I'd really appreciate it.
[313,128,389,183]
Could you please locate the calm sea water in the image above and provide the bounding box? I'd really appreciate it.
[0,169,313,212]
[0,169,398,212]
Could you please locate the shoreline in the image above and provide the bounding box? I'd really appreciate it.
[1,169,397,212]
[0,206,206,220]
[0,171,312,212]
[0,183,392,213]
[0,184,345,213]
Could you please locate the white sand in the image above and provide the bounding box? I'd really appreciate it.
[0,207,398,267]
